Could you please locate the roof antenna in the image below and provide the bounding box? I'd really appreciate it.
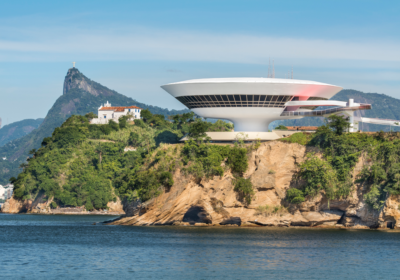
[272,60,275,78]
[291,67,293,79]
[268,58,271,78]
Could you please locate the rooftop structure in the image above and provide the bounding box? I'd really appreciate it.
[161,78,371,132]
[91,101,142,124]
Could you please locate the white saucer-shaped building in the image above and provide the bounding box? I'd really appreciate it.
[161,78,370,132]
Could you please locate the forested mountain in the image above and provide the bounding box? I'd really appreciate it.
[0,68,189,185]
[0,119,43,147]
[9,111,233,210]
[273,90,400,132]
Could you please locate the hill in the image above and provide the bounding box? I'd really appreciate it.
[273,89,400,131]
[0,68,189,185]
[4,111,232,211]
[0,119,43,147]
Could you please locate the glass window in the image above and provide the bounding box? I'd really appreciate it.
[175,95,293,109]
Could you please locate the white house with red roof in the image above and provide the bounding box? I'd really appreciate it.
[91,101,142,124]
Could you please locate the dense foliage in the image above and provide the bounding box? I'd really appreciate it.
[0,68,189,185]
[285,115,400,210]
[10,110,242,210]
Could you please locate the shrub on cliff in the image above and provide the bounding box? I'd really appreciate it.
[286,188,305,204]
[234,177,254,205]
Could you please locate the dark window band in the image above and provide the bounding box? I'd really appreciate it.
[176,95,293,109]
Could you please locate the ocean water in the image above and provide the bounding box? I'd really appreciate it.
[0,214,399,279]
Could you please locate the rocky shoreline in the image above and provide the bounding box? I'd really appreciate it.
[110,142,400,230]
[4,141,400,229]
[0,196,125,215]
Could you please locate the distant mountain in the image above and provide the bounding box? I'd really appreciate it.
[272,89,400,132]
[0,119,43,147]
[0,68,189,185]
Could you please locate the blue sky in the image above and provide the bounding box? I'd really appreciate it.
[1,0,399,124]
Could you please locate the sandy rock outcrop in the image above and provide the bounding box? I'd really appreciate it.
[113,142,311,226]
[112,141,400,229]
[380,195,400,228]
[2,192,125,215]
[0,197,31,213]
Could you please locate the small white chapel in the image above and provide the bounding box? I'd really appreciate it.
[90,101,142,124]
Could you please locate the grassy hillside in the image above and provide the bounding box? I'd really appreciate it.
[11,111,239,210]
[0,118,43,147]
[0,68,189,185]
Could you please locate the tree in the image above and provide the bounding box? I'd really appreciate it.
[128,132,140,147]
[141,109,153,122]
[326,114,350,135]
[85,112,97,120]
[134,119,146,128]
[108,120,119,131]
[188,119,209,142]
[159,171,174,189]
[95,144,106,169]
[119,115,129,129]
[41,137,52,146]
[275,125,288,130]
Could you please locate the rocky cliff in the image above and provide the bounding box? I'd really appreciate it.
[1,194,125,215]
[112,141,400,229]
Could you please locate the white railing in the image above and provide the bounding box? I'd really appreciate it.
[280,104,371,117]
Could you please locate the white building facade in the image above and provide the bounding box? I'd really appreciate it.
[161,78,372,132]
[91,101,142,124]
[0,184,13,200]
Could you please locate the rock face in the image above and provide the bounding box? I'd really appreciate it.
[112,141,400,229]
[1,194,125,215]
[0,197,31,213]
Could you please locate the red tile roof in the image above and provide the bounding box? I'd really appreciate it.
[99,106,142,112]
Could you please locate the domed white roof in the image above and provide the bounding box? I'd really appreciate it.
[165,77,334,87]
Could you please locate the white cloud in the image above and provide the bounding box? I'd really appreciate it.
[0,25,400,67]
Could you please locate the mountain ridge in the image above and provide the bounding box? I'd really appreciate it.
[0,68,189,184]
[0,118,43,147]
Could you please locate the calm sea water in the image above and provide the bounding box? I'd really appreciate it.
[0,214,399,279]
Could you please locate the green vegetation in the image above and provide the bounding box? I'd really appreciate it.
[284,115,400,211]
[255,204,288,217]
[0,118,43,147]
[234,177,254,205]
[279,132,312,145]
[275,125,288,130]
[0,68,190,185]
[11,108,246,210]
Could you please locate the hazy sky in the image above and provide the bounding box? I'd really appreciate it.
[1,0,399,124]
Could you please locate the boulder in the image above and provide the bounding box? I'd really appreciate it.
[220,217,241,226]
